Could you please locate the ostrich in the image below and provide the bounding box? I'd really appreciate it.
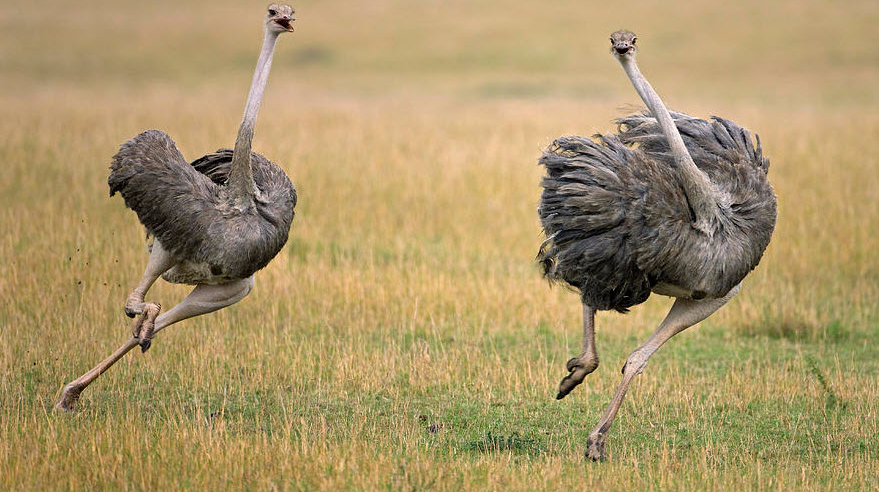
[537,30,777,460]
[56,4,297,411]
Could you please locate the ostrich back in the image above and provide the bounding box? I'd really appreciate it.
[538,112,777,312]
[109,130,297,284]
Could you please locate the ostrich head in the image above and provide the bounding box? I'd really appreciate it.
[610,30,637,58]
[266,3,295,33]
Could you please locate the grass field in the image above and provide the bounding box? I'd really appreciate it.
[2,0,879,490]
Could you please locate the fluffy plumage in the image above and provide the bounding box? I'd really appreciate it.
[109,129,296,284]
[538,111,777,312]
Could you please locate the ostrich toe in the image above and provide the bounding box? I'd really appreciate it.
[55,383,82,412]
[556,355,599,399]
[585,433,606,461]
[132,302,161,352]
[124,293,146,318]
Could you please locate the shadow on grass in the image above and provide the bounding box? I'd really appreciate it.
[732,317,850,342]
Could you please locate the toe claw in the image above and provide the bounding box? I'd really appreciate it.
[556,373,580,400]
[557,368,583,399]
[131,302,160,354]
[136,319,154,353]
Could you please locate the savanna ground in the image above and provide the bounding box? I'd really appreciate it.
[2,0,878,490]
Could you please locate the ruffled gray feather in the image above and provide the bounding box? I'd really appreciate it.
[109,130,296,284]
[538,111,776,312]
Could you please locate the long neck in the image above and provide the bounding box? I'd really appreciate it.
[228,29,280,202]
[617,55,720,232]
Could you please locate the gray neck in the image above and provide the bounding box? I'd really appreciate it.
[228,29,280,202]
[617,55,720,232]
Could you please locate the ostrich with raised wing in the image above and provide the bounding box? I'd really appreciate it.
[538,30,777,460]
[57,4,298,411]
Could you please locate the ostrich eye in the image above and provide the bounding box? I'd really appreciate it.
[268,8,277,16]
[631,37,637,44]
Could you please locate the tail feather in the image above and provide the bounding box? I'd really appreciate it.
[538,135,652,312]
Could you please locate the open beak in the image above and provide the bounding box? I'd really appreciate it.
[275,17,294,31]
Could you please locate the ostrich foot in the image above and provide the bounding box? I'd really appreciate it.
[556,355,599,400]
[132,302,161,352]
[123,292,147,318]
[585,432,607,461]
[55,383,83,412]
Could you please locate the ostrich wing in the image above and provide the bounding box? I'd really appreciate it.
[616,111,769,174]
[109,130,225,262]
[538,135,654,312]
[190,148,297,213]
[190,149,235,185]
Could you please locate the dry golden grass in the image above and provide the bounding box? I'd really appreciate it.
[2,0,878,490]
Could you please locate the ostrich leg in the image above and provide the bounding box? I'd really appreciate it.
[55,337,141,412]
[557,304,598,399]
[584,284,741,461]
[150,276,255,337]
[55,277,255,412]
[123,241,176,317]
[123,241,178,352]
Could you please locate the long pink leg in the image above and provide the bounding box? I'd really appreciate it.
[55,277,255,412]
[557,304,598,399]
[584,284,741,461]
[151,276,255,336]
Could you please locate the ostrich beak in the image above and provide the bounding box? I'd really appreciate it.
[275,17,294,31]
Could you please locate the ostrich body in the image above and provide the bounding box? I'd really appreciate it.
[109,137,295,286]
[56,4,297,411]
[537,30,777,460]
